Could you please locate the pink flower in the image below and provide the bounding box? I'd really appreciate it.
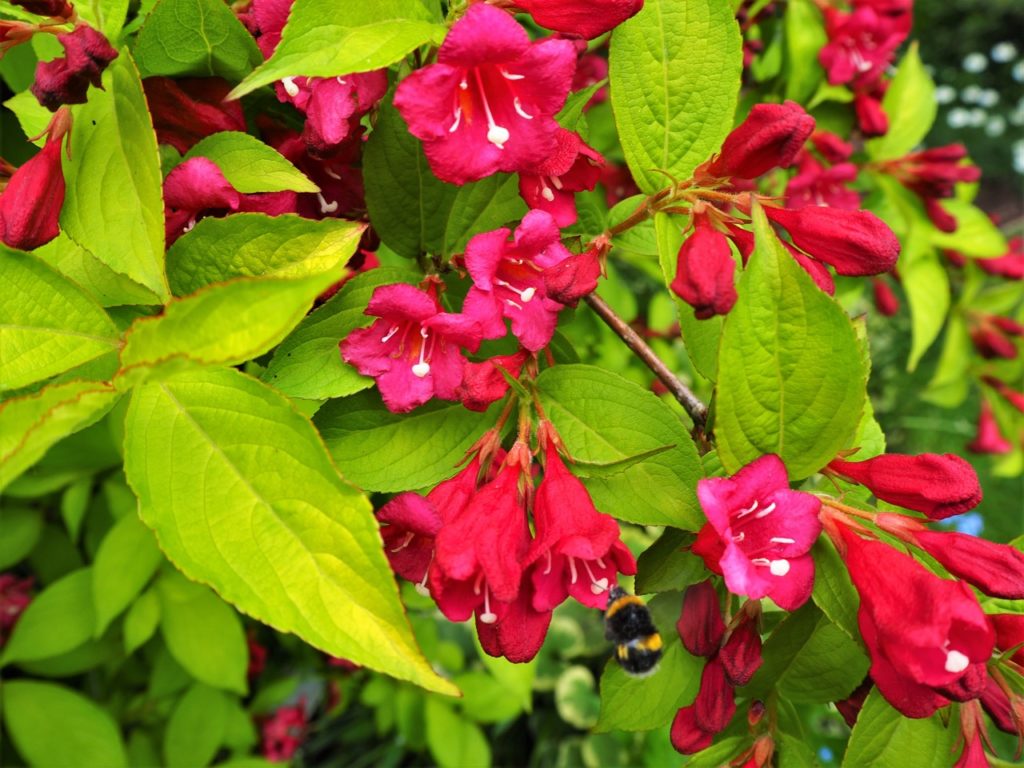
[31,24,118,111]
[702,101,815,181]
[340,283,483,413]
[677,579,725,658]
[670,214,738,319]
[691,455,822,611]
[0,121,66,251]
[518,128,604,227]
[826,453,982,520]
[143,77,247,153]
[967,401,1013,455]
[278,71,387,153]
[514,0,643,39]
[525,438,636,611]
[838,526,994,718]
[463,210,573,351]
[163,157,242,243]
[261,702,308,763]
[393,4,576,184]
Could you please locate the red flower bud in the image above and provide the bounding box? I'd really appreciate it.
[765,205,900,276]
[457,351,528,412]
[977,237,1024,280]
[990,613,1024,666]
[854,91,888,137]
[982,376,1024,414]
[810,131,853,164]
[834,679,872,728]
[669,705,714,755]
[693,656,736,732]
[925,197,958,233]
[704,101,816,180]
[515,0,643,39]
[11,0,72,16]
[827,453,982,520]
[542,244,603,306]
[670,216,737,319]
[992,316,1024,336]
[872,276,900,316]
[0,127,66,250]
[720,611,763,687]
[969,324,1018,360]
[677,579,725,658]
[979,676,1015,736]
[31,25,118,111]
[967,401,1013,455]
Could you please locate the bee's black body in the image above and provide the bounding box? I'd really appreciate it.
[604,586,662,677]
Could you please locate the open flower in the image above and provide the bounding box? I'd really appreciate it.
[691,455,822,610]
[518,128,604,226]
[393,3,576,184]
[340,283,483,413]
[464,210,573,351]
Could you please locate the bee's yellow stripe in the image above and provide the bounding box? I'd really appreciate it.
[617,645,629,660]
[634,633,662,652]
[605,595,645,619]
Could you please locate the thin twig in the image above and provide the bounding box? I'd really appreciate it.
[583,293,708,431]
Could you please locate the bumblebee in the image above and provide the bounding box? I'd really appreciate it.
[604,586,662,677]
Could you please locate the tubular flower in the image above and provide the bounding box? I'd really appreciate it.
[513,0,643,39]
[518,128,604,226]
[982,376,1024,414]
[341,283,483,413]
[670,704,715,755]
[525,439,636,611]
[826,452,982,520]
[905,529,1024,600]
[977,236,1024,280]
[430,456,531,626]
[691,455,822,611]
[476,577,552,663]
[31,24,118,111]
[837,525,995,718]
[785,154,860,211]
[670,214,738,319]
[163,157,242,243]
[463,209,573,351]
[677,579,725,658]
[12,0,73,16]
[967,401,1013,455]
[0,117,67,251]
[702,101,815,181]
[393,3,576,184]
[720,605,763,687]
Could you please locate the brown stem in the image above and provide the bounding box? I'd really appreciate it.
[582,292,708,430]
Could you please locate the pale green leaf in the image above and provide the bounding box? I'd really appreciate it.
[92,513,162,635]
[866,43,936,160]
[33,234,162,308]
[0,506,43,569]
[124,367,456,695]
[929,198,1008,258]
[901,223,950,372]
[60,52,168,300]
[715,204,866,480]
[609,0,742,192]
[424,699,491,768]
[0,246,119,391]
[783,0,826,103]
[164,684,228,768]
[184,132,318,193]
[4,90,50,147]
[1,568,95,666]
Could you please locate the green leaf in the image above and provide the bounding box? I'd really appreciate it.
[424,699,491,768]
[92,513,162,636]
[929,198,1008,258]
[782,0,826,103]
[842,688,958,767]
[901,223,949,372]
[1,568,95,667]
[167,214,363,296]
[536,364,704,529]
[60,477,92,542]
[0,506,43,569]
[3,680,126,768]
[635,528,705,594]
[0,250,118,392]
[866,43,936,160]
[594,642,703,732]
[476,643,535,714]
[555,666,601,729]
[609,0,742,192]
[164,684,228,768]
[453,671,525,724]
[4,90,51,147]
[442,174,528,259]
[229,0,444,99]
[924,315,971,408]
[133,0,262,81]
[60,52,168,301]
[156,571,248,694]
[363,98,459,259]
[0,381,120,493]
[655,213,721,380]
[75,0,129,40]
[124,367,455,695]
[184,132,318,193]
[715,204,866,480]
[316,390,496,493]
[263,267,415,401]
[33,234,162,308]
[811,536,860,641]
[124,587,161,655]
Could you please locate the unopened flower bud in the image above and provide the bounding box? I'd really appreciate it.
[670,216,737,319]
[720,609,763,687]
[677,579,725,658]
[0,118,67,251]
[693,657,736,733]
[765,205,900,276]
[31,25,118,111]
[704,101,815,180]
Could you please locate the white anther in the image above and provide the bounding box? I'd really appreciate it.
[390,532,415,553]
[505,299,523,310]
[317,192,338,214]
[474,70,510,149]
[738,500,759,517]
[282,76,300,97]
[733,532,745,543]
[500,68,525,80]
[380,325,400,344]
[450,106,462,133]
[770,537,796,545]
[183,217,197,233]
[540,185,555,202]
[412,327,431,378]
[459,77,469,90]
[479,588,497,624]
[945,649,969,673]
[755,502,777,519]
[513,97,533,120]
[550,175,564,190]
[496,279,535,303]
[582,560,609,594]
[769,559,790,576]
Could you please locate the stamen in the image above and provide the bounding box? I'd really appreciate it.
[582,560,609,595]
[568,557,579,584]
[513,97,533,120]
[543,550,553,576]
[770,537,796,545]
[769,559,790,576]
[505,299,523,310]
[317,193,338,214]
[500,68,525,80]
[733,532,745,543]
[474,70,510,148]
[459,77,469,90]
[479,587,497,624]
[496,279,536,302]
[412,327,431,378]
[450,106,462,133]
[183,217,197,233]
[336,76,347,85]
[945,649,969,673]
[380,325,400,344]
[751,558,770,567]
[596,557,607,569]
[324,166,342,180]
[473,571,484,596]
[282,77,300,98]
[390,532,415,553]
[738,500,759,517]
[539,179,555,202]
[550,175,564,190]
[755,502,776,519]
[415,552,434,596]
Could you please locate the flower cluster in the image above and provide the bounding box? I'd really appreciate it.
[376,423,635,662]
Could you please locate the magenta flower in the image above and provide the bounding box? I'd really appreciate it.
[525,439,636,611]
[691,455,822,611]
[143,77,247,153]
[819,7,906,89]
[463,210,573,351]
[476,578,552,663]
[518,128,604,227]
[393,3,576,184]
[967,401,1013,455]
[163,157,241,244]
[31,24,118,111]
[515,0,643,39]
[340,283,483,413]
